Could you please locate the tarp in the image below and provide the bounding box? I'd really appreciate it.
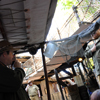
[59,18,100,56]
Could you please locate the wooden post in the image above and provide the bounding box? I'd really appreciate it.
[77,62,85,82]
[72,66,76,76]
[41,45,51,100]
[73,75,84,87]
[81,62,88,74]
[32,55,37,72]
[54,69,65,100]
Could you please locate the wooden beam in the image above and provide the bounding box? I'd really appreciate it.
[72,66,76,76]
[59,76,73,80]
[0,16,8,40]
[57,68,73,76]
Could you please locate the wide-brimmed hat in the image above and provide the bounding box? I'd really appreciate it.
[0,40,19,53]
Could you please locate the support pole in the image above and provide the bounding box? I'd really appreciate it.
[77,62,85,82]
[41,45,51,100]
[72,5,81,26]
[54,69,65,100]
[72,66,76,76]
[81,62,88,74]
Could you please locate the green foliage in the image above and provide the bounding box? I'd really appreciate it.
[79,0,100,19]
[57,0,100,20]
[85,58,94,70]
[89,58,94,68]
[58,0,78,10]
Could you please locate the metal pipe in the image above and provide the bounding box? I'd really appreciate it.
[41,44,51,100]
[72,5,81,26]
[54,69,65,100]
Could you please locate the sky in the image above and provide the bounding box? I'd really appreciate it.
[47,2,73,41]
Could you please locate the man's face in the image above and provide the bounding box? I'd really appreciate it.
[92,28,100,39]
[29,82,33,86]
[5,51,14,65]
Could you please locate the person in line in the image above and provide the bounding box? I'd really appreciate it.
[0,40,29,100]
[85,28,100,88]
[26,80,40,100]
[90,89,100,100]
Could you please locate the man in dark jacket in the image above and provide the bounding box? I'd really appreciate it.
[0,40,29,100]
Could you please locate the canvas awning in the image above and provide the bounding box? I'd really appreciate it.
[0,0,57,53]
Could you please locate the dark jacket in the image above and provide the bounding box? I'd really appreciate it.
[0,62,29,100]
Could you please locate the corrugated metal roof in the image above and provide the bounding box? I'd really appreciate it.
[0,0,57,53]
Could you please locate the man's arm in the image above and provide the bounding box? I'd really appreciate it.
[38,89,41,98]
[85,44,96,58]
